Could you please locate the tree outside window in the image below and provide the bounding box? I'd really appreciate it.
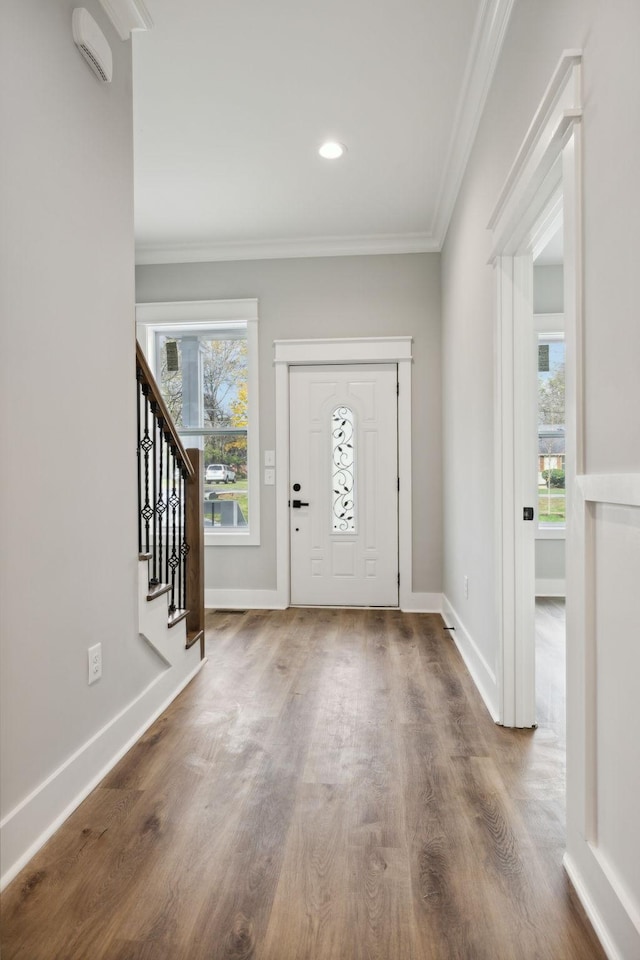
[157,331,250,530]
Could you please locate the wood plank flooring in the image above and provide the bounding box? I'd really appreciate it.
[536,598,566,741]
[1,607,605,960]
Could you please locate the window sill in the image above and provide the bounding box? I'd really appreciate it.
[536,526,566,540]
[205,530,260,547]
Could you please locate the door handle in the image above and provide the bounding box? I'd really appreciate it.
[292,499,309,508]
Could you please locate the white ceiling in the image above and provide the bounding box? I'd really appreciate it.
[131,0,514,264]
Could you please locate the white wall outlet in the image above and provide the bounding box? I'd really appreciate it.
[464,575,469,600]
[88,643,102,684]
[264,468,275,486]
[264,449,275,467]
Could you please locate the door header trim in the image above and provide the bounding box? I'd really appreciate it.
[274,336,412,366]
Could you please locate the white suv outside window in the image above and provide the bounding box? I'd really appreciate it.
[206,464,235,483]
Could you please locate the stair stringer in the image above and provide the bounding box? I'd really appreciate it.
[138,559,188,666]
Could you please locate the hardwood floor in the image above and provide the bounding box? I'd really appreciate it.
[1,607,605,960]
[536,597,566,743]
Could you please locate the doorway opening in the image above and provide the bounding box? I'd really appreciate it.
[488,51,582,729]
[534,225,566,749]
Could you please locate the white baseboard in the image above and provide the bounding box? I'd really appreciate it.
[206,588,442,613]
[401,591,443,613]
[0,655,205,891]
[535,577,566,597]
[205,587,286,610]
[441,595,499,721]
[563,852,629,960]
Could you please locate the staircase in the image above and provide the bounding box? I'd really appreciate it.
[138,553,202,664]
[136,342,205,662]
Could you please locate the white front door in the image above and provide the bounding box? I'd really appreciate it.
[289,364,398,606]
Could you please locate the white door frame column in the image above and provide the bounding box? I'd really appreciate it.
[273,337,413,609]
[487,50,582,727]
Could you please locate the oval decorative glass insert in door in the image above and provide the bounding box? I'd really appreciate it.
[331,406,356,532]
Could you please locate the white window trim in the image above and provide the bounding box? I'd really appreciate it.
[136,299,260,546]
[535,313,566,541]
[535,312,564,335]
[536,526,565,541]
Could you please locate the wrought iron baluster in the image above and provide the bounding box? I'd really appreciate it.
[136,376,142,554]
[156,421,165,584]
[181,467,188,612]
[176,468,182,611]
[165,439,170,588]
[139,388,154,556]
[168,448,179,613]
[151,404,158,584]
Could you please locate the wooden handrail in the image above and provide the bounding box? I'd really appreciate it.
[135,340,194,479]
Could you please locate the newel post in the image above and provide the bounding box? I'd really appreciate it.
[185,447,205,658]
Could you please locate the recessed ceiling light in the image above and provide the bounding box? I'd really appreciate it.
[319,141,346,160]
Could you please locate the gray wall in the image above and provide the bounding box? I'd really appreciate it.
[0,0,161,871]
[136,254,442,595]
[441,1,640,954]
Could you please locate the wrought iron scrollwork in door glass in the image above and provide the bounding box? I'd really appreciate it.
[331,406,356,533]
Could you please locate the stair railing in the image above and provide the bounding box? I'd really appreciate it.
[136,341,204,656]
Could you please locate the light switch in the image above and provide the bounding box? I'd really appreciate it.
[264,450,275,467]
[264,468,275,485]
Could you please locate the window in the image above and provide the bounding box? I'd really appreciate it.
[536,315,565,534]
[136,300,260,545]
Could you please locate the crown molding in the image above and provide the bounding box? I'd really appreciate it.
[134,232,439,266]
[430,0,516,247]
[98,0,153,40]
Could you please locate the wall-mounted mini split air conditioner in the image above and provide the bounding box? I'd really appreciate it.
[72,8,113,83]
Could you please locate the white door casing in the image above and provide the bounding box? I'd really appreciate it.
[289,364,398,606]
[488,50,582,728]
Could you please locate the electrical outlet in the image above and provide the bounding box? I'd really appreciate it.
[264,468,275,485]
[464,576,469,600]
[88,643,102,684]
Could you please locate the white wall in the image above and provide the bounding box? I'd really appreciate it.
[441,1,640,957]
[0,0,199,887]
[136,253,443,600]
